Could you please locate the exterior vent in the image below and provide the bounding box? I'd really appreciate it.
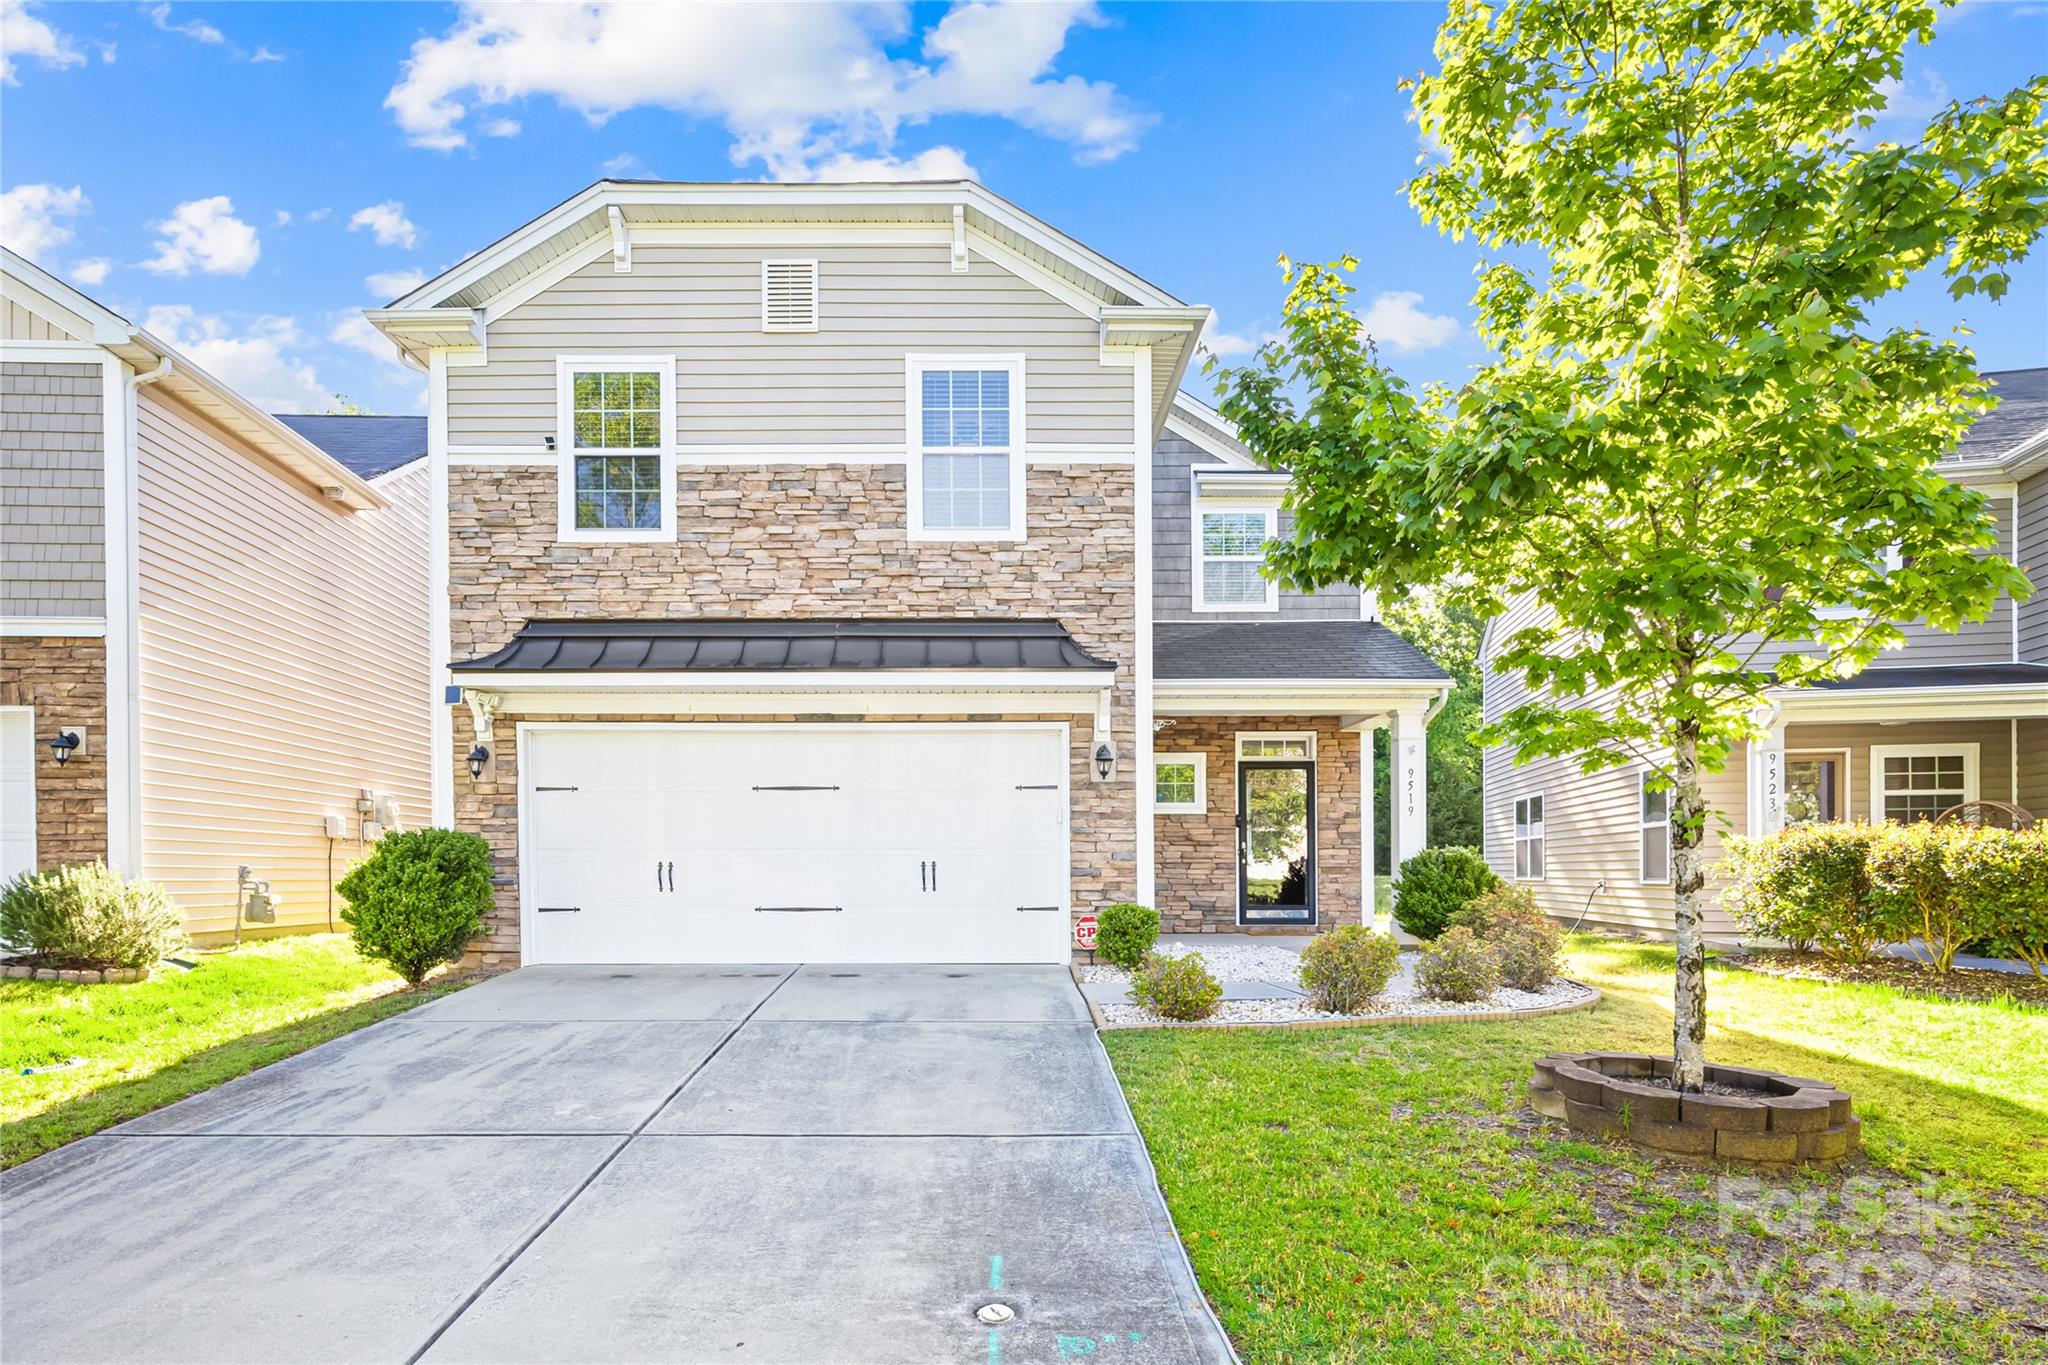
[761,259,819,332]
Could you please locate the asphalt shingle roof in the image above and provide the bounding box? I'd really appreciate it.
[1155,621,1449,682]
[1809,662,2048,691]
[272,415,428,479]
[453,619,1114,673]
[1953,367,2048,462]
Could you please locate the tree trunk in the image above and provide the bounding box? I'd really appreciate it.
[1669,727,1709,1092]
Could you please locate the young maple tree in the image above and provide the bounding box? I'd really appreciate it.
[1214,0,2046,1089]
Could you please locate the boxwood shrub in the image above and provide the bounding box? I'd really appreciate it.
[336,827,492,984]
[1392,846,1499,940]
[1296,925,1400,1013]
[1094,902,1159,970]
[1130,951,1223,1021]
[1415,925,1501,1002]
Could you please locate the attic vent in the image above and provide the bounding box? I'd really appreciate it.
[761,259,819,332]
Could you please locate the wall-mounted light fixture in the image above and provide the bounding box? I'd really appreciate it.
[467,744,490,780]
[1093,742,1115,782]
[48,729,82,765]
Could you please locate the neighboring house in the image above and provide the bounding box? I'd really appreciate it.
[367,179,1449,966]
[1,248,432,939]
[1478,367,2048,940]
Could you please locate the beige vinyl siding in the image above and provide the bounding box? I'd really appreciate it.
[2,295,87,342]
[135,388,431,935]
[1779,718,2017,820]
[2020,472,2047,663]
[2018,717,2048,814]
[448,243,1131,448]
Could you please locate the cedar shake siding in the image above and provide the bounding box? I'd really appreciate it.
[2,361,105,618]
[449,463,1138,962]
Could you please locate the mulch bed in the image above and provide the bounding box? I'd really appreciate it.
[1723,950,2048,1008]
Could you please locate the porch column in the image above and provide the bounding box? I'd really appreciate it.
[1356,724,1378,926]
[1748,719,1787,838]
[1388,702,1429,876]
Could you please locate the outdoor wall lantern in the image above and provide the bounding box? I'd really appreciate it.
[48,729,81,765]
[1093,742,1115,782]
[467,744,490,780]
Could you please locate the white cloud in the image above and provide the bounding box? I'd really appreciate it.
[781,145,977,183]
[600,152,646,177]
[273,209,292,226]
[142,195,261,275]
[480,116,520,137]
[143,306,332,412]
[1357,291,1459,353]
[1199,315,1265,360]
[250,45,285,63]
[329,312,408,367]
[304,207,332,222]
[383,1,1149,179]
[1859,70,1951,146]
[2,0,83,83]
[146,3,223,46]
[365,267,428,299]
[349,200,419,248]
[0,182,88,262]
[68,257,113,286]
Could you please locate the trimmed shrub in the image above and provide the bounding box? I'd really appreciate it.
[0,862,186,969]
[1722,822,1884,959]
[1094,902,1160,970]
[1448,883,1544,939]
[336,828,492,984]
[1130,951,1223,1022]
[1492,915,1565,991]
[1962,827,2048,980]
[1392,846,1500,940]
[1414,925,1500,1002]
[1865,821,2001,976]
[1296,925,1401,1013]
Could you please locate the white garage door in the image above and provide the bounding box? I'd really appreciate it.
[1,709,36,882]
[521,724,1072,964]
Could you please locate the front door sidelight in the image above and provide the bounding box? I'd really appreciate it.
[1238,760,1315,926]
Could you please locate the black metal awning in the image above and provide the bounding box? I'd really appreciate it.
[452,619,1114,674]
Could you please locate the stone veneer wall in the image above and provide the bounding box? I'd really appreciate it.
[1152,715,1365,934]
[0,635,108,867]
[448,463,1138,964]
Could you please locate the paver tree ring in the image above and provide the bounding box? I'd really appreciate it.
[1528,1051,1860,1166]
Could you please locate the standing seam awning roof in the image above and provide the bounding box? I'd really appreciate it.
[452,619,1115,674]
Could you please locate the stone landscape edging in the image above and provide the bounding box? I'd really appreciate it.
[1,962,152,984]
[1529,1050,1862,1165]
[1071,965,1602,1032]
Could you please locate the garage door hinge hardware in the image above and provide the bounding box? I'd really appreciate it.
[535,785,579,792]
[537,906,582,914]
[754,906,843,913]
[751,784,841,791]
[1015,784,1057,790]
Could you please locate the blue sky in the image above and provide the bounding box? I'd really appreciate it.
[4,0,2044,417]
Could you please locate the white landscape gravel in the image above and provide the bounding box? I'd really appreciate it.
[1087,939,1596,1028]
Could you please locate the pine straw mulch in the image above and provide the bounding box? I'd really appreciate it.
[1720,950,2048,1009]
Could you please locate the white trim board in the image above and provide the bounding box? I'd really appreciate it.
[0,616,107,638]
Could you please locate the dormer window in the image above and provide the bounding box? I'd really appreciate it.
[762,260,819,332]
[555,356,676,542]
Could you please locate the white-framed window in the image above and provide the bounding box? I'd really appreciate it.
[1513,793,1545,880]
[1871,743,1979,824]
[1193,503,1279,611]
[1237,732,1315,760]
[1639,774,1670,884]
[555,355,677,542]
[1153,753,1207,815]
[905,354,1026,541]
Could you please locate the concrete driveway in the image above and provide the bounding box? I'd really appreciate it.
[1,964,1236,1365]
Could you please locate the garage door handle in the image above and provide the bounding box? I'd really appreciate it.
[752,784,841,791]
[535,785,578,792]
[1015,783,1057,790]
[537,906,581,914]
[920,860,927,892]
[1016,905,1060,912]
[754,906,843,913]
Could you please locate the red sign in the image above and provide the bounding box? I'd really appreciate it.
[1074,915,1098,951]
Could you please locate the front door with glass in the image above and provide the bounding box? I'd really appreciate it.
[1238,761,1315,925]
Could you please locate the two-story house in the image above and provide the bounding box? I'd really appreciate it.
[1478,367,2048,939]
[1,247,432,938]
[368,180,1449,967]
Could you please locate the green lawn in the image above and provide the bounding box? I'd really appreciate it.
[1105,935,2048,1363]
[1,935,466,1168]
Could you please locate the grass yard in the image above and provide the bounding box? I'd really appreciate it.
[1105,935,2048,1363]
[1,935,467,1168]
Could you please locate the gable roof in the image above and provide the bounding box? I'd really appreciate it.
[1952,367,2048,466]
[366,180,1208,438]
[273,415,428,479]
[1,247,386,510]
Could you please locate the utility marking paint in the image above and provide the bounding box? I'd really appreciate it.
[988,1255,1004,1291]
[987,1328,1001,1364]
